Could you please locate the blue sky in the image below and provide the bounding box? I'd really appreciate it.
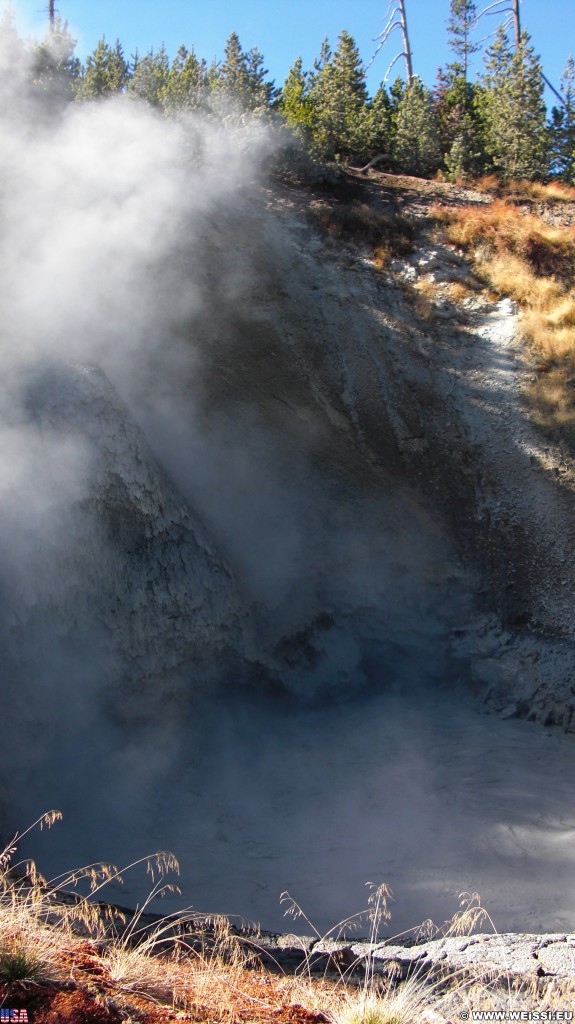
[9,0,575,105]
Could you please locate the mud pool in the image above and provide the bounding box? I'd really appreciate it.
[22,683,575,937]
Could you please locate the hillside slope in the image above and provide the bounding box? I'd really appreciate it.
[3,165,575,939]
[125,167,575,727]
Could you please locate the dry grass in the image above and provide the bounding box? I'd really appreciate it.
[411,280,438,322]
[445,280,478,303]
[434,196,575,442]
[473,176,575,203]
[2,817,575,1024]
[436,200,575,287]
[525,366,575,441]
[307,199,416,261]
[0,815,342,1023]
[334,981,431,1024]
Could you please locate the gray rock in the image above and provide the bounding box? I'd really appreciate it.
[0,360,249,718]
[244,929,575,986]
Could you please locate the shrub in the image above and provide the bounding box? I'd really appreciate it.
[307,199,416,258]
[0,944,48,982]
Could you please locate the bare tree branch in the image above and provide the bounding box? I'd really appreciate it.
[474,0,520,49]
[543,73,568,109]
[474,0,510,21]
[384,50,408,84]
[474,13,513,45]
[369,0,413,83]
[367,24,402,71]
[398,0,413,81]
[375,8,400,44]
[375,19,402,48]
[382,0,396,24]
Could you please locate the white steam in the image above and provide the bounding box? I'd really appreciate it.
[0,98,260,369]
[3,22,575,946]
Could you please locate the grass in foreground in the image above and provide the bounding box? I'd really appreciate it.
[1,814,574,1024]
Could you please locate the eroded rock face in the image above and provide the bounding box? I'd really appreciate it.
[4,179,575,730]
[0,360,248,726]
[4,176,575,938]
[252,928,575,986]
[148,180,575,728]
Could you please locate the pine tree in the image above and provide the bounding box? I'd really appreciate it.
[278,57,314,142]
[128,45,169,107]
[211,32,274,116]
[362,85,393,163]
[388,76,406,134]
[162,45,209,115]
[447,0,480,80]
[481,26,548,180]
[205,58,220,94]
[214,31,250,109]
[77,36,129,99]
[307,37,335,156]
[444,106,484,179]
[435,68,485,179]
[550,57,575,183]
[393,76,440,176]
[30,16,81,107]
[245,46,275,112]
[437,0,485,180]
[308,31,369,161]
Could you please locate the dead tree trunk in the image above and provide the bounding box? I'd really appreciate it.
[370,1,414,85]
[476,0,521,51]
[512,0,520,49]
[398,0,413,82]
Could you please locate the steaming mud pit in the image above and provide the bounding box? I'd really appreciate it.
[22,685,575,936]
[2,98,575,937]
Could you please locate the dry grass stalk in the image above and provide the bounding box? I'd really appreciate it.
[433,196,575,440]
[472,177,575,203]
[2,818,575,1023]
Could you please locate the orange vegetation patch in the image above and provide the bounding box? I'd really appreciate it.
[433,191,575,444]
[435,200,575,286]
[434,199,575,362]
[0,979,332,1024]
[473,176,575,203]
[0,947,336,1024]
[0,983,124,1024]
[307,198,415,258]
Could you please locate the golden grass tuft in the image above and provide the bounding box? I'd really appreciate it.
[471,176,575,203]
[334,981,430,1024]
[526,366,575,443]
[445,280,478,303]
[372,244,393,269]
[434,197,575,436]
[436,200,575,284]
[2,818,575,1023]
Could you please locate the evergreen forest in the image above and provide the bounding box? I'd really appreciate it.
[3,1,575,183]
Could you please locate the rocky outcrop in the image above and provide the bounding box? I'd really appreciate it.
[132,175,575,725]
[5,175,575,726]
[248,929,575,986]
[91,898,575,993]
[0,359,249,724]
